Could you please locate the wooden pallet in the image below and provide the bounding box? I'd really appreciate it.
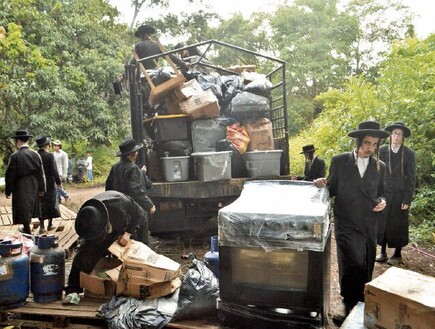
[0,296,106,328]
[0,204,78,252]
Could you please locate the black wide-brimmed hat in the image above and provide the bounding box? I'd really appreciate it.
[348,120,390,139]
[75,199,109,240]
[300,144,317,154]
[10,129,33,139]
[116,138,143,157]
[384,122,411,138]
[134,25,156,38]
[35,135,52,148]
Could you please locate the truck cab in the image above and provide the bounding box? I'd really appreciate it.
[125,40,289,235]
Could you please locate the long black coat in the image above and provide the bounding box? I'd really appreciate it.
[38,148,61,219]
[5,146,46,224]
[105,157,154,212]
[327,152,385,307]
[300,156,326,181]
[377,145,416,247]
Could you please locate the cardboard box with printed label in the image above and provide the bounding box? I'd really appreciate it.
[179,89,220,119]
[173,79,203,102]
[80,257,122,300]
[108,240,181,285]
[364,267,435,329]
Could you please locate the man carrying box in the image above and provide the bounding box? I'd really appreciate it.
[63,190,150,304]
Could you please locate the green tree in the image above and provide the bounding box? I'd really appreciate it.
[0,0,132,158]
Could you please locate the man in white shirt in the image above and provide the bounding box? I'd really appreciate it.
[86,152,93,182]
[52,140,69,202]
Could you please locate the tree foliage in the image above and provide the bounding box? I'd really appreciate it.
[290,36,434,186]
[0,0,132,159]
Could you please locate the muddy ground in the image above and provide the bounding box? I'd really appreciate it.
[1,183,434,328]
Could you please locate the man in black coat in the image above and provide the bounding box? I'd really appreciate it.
[63,190,148,303]
[5,130,46,234]
[376,122,416,266]
[106,139,155,244]
[314,120,389,325]
[292,144,326,181]
[36,135,62,234]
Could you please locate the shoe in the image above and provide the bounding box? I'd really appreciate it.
[39,227,47,235]
[47,224,54,231]
[387,256,402,266]
[375,253,388,262]
[332,302,350,326]
[62,292,81,305]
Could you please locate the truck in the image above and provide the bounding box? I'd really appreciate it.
[124,40,289,236]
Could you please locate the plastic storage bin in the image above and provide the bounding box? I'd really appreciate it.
[192,151,232,182]
[161,156,190,182]
[244,150,282,177]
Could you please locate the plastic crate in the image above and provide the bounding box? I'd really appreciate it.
[144,114,189,143]
[161,156,190,182]
[244,150,282,177]
[192,151,232,182]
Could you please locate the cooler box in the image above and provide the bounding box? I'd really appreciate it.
[161,156,190,182]
[192,151,232,182]
[144,114,189,143]
[244,150,282,177]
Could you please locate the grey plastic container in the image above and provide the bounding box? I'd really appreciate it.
[244,150,283,177]
[161,156,190,182]
[192,151,232,182]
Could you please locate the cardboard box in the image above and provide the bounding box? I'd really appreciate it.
[244,118,274,151]
[179,89,220,119]
[117,274,181,299]
[109,240,181,285]
[364,267,435,329]
[80,257,122,300]
[173,79,203,102]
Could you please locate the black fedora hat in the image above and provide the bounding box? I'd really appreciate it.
[116,138,143,157]
[300,144,317,154]
[348,120,390,139]
[75,199,109,240]
[384,122,411,138]
[35,135,52,148]
[134,25,156,38]
[10,129,33,139]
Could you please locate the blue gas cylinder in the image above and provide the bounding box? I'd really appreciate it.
[204,235,219,278]
[30,235,65,302]
[0,241,29,309]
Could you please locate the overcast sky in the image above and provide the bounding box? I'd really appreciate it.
[108,0,434,39]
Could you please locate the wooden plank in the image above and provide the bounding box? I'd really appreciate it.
[0,319,106,329]
[166,319,222,329]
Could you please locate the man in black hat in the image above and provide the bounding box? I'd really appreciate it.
[292,144,326,181]
[376,122,416,266]
[5,130,46,234]
[132,24,189,71]
[314,120,389,325]
[63,190,148,303]
[106,138,155,244]
[36,135,62,234]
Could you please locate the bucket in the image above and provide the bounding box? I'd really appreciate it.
[30,235,65,302]
[0,241,29,309]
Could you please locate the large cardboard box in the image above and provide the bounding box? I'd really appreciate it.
[109,240,181,285]
[364,267,435,329]
[179,89,220,119]
[80,257,122,300]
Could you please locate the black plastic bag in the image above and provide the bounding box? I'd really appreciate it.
[197,74,223,102]
[244,78,273,98]
[172,254,219,320]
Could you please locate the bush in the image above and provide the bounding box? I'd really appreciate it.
[409,184,435,245]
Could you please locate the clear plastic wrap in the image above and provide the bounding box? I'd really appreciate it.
[218,180,330,252]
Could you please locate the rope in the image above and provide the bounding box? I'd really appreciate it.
[409,245,435,260]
